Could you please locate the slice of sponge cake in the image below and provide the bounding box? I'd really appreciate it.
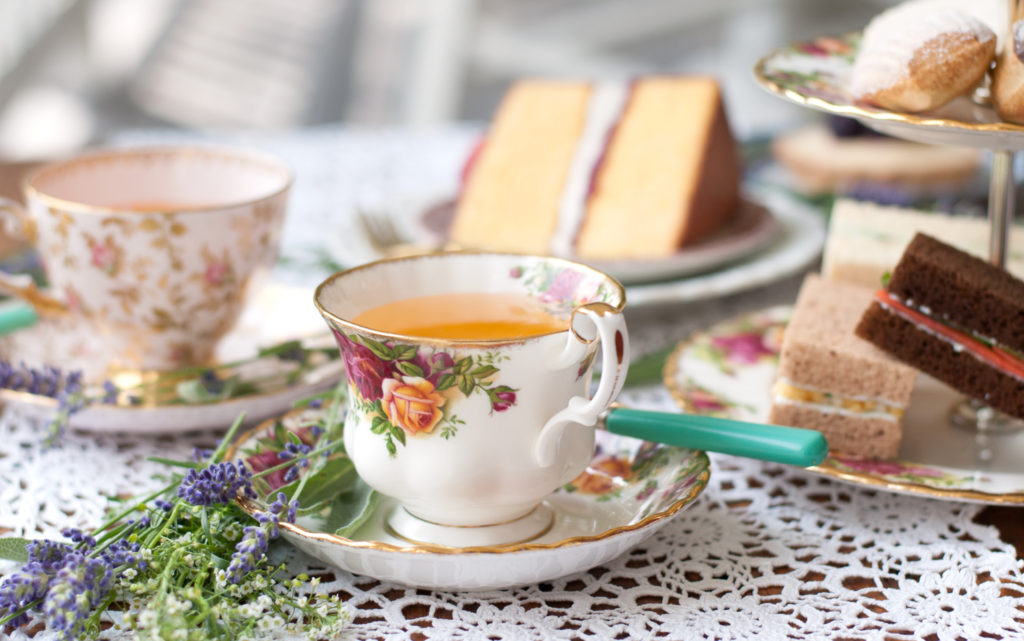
[575,77,740,258]
[450,77,740,260]
[450,81,590,254]
[769,274,917,458]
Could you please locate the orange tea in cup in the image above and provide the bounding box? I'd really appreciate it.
[351,292,568,340]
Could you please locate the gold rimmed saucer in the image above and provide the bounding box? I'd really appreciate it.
[663,305,1024,505]
[226,403,710,591]
[0,283,345,433]
[754,33,1024,148]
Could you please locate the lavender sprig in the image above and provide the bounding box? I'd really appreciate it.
[0,335,339,447]
[177,461,258,506]
[0,361,87,445]
[0,411,350,640]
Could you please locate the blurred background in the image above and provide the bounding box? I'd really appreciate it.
[0,0,893,161]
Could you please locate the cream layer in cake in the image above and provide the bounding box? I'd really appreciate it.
[450,81,590,255]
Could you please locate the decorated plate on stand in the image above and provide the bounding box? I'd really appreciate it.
[0,283,345,434]
[663,306,1024,504]
[225,402,710,592]
[754,33,1024,148]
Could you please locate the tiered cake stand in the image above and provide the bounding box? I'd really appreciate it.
[754,32,1024,434]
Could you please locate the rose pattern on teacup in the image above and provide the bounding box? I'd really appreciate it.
[332,329,518,456]
[315,253,628,535]
[509,261,617,316]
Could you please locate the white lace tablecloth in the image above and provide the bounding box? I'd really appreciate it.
[3,126,1024,640]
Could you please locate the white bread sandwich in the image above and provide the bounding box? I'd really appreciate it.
[821,199,1024,289]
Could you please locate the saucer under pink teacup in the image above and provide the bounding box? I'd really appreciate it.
[314,253,630,546]
[0,145,291,373]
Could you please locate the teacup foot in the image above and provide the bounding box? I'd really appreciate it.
[385,503,555,548]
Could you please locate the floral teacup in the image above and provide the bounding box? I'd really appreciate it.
[314,253,629,546]
[0,146,291,373]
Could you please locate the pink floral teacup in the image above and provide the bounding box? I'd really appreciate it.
[314,253,629,546]
[0,146,291,373]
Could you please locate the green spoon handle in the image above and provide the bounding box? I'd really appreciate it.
[0,300,37,335]
[605,407,828,467]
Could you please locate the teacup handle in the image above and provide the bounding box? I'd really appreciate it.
[0,197,68,317]
[533,302,630,467]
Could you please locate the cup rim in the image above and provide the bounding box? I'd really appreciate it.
[22,144,294,214]
[313,251,627,347]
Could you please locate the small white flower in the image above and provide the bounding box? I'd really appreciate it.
[138,609,158,628]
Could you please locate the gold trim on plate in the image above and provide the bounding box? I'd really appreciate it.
[752,37,1024,134]
[662,313,1024,505]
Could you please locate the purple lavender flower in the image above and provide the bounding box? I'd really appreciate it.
[25,540,72,572]
[225,526,268,584]
[59,529,96,549]
[0,361,83,400]
[177,461,257,506]
[0,562,49,626]
[42,553,113,641]
[101,380,118,404]
[283,466,300,483]
[262,492,300,536]
[100,540,143,570]
[307,398,324,410]
[154,499,173,512]
[199,370,225,395]
[278,442,311,460]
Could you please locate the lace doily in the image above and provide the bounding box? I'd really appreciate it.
[3,127,1023,640]
[4,387,1023,641]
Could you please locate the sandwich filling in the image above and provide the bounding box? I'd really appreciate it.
[874,289,1024,383]
[771,378,905,421]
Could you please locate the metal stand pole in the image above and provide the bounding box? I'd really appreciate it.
[950,150,1024,435]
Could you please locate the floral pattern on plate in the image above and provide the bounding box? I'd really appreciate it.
[755,32,1024,143]
[665,305,1024,504]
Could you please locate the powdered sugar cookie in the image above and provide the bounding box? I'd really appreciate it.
[850,1,996,113]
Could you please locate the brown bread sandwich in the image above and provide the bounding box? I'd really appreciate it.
[856,233,1024,419]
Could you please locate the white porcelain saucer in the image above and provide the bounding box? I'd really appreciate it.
[0,283,345,433]
[230,405,710,591]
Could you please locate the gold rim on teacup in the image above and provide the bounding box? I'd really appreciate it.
[23,145,294,215]
[312,251,628,348]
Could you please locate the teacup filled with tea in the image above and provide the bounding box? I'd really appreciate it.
[314,253,629,546]
[0,145,291,373]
